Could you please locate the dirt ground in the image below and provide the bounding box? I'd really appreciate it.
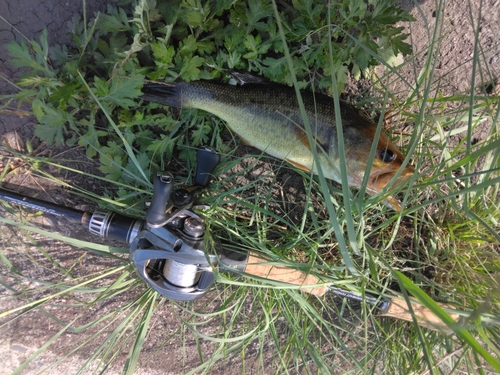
[1,0,499,374]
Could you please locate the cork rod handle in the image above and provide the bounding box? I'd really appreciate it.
[242,253,460,333]
[381,298,460,333]
[243,253,327,297]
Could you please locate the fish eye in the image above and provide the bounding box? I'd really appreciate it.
[379,149,396,163]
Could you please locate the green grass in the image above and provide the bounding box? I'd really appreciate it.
[1,0,500,373]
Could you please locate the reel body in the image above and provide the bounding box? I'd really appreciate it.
[79,147,243,302]
[130,216,217,301]
[128,147,221,301]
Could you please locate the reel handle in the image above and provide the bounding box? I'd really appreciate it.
[218,250,327,296]
[195,147,221,187]
[146,172,174,227]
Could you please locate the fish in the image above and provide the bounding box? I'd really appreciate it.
[141,78,414,211]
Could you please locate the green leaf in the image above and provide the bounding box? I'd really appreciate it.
[196,40,216,55]
[244,34,260,52]
[185,7,204,27]
[179,34,198,56]
[262,56,289,81]
[96,9,131,32]
[146,134,180,160]
[292,0,324,25]
[124,152,151,182]
[99,153,125,181]
[49,83,78,104]
[179,55,205,81]
[391,32,412,56]
[223,28,246,53]
[32,99,70,146]
[78,122,109,158]
[93,73,144,109]
[245,0,272,32]
[151,42,175,65]
[242,34,270,60]
[49,44,69,67]
[354,48,371,72]
[6,41,44,74]
[191,120,211,146]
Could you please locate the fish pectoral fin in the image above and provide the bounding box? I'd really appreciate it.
[285,158,311,173]
[293,128,313,152]
[293,127,329,154]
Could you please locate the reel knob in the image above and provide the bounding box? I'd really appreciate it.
[183,217,204,237]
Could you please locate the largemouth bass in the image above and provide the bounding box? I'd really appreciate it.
[141,79,414,211]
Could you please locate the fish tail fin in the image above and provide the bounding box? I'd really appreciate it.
[141,81,183,108]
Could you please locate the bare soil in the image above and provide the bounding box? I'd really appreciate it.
[1,0,499,374]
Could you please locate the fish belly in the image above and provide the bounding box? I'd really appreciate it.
[192,98,330,175]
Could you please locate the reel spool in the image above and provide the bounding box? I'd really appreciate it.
[130,220,217,301]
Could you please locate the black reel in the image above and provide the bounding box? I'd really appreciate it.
[0,146,247,302]
[132,147,220,301]
[87,147,221,301]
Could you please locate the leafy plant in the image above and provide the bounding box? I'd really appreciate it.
[3,0,413,186]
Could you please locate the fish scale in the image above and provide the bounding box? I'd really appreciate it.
[141,78,414,211]
[164,81,338,171]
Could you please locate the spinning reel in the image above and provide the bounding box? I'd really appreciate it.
[85,147,224,301]
[130,167,218,302]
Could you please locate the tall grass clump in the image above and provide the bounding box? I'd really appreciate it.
[1,0,499,373]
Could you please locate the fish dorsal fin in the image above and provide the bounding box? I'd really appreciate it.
[229,71,272,86]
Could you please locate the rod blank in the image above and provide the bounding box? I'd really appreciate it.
[0,187,84,222]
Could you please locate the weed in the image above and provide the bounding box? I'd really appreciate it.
[1,0,499,373]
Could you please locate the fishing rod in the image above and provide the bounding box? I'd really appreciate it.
[0,147,460,332]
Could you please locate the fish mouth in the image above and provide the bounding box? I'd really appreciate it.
[368,167,415,211]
